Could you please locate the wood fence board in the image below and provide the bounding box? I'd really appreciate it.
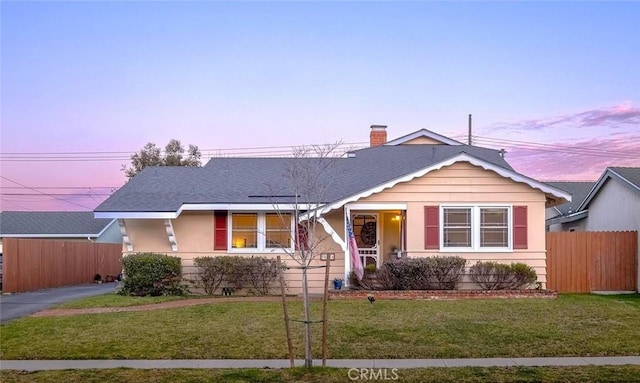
[1,238,122,293]
[546,231,637,293]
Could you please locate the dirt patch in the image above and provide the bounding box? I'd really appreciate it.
[30,296,289,318]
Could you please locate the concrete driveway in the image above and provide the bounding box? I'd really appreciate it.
[0,283,117,324]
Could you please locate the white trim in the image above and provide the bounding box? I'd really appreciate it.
[345,203,407,211]
[313,153,572,218]
[118,219,133,252]
[164,219,178,252]
[0,234,99,238]
[440,204,513,252]
[95,212,177,219]
[227,212,295,253]
[317,217,346,251]
[385,129,463,146]
[95,203,314,219]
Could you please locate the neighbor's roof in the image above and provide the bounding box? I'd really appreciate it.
[578,167,640,211]
[545,181,595,216]
[0,211,115,237]
[95,144,517,215]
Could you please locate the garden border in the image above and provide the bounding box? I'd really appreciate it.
[329,289,557,300]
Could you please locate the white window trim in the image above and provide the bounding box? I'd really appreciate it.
[439,204,512,252]
[228,212,294,253]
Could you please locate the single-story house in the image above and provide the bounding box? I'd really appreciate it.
[545,181,594,232]
[95,126,571,293]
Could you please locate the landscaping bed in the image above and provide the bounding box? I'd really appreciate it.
[329,289,557,300]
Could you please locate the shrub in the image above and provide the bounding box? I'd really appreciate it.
[194,256,281,295]
[245,257,280,295]
[119,253,186,296]
[420,256,467,290]
[193,256,238,294]
[370,256,466,291]
[469,261,537,290]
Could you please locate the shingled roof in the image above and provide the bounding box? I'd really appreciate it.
[0,211,115,237]
[545,181,595,215]
[578,167,640,211]
[95,144,514,214]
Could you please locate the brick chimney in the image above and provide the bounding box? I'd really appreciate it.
[369,125,387,147]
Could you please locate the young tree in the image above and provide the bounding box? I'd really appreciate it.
[268,142,344,368]
[122,139,202,179]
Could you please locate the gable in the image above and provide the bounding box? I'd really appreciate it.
[385,129,463,146]
[357,162,547,204]
[399,136,449,145]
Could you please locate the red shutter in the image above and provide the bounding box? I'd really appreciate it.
[296,224,309,251]
[513,206,528,249]
[424,206,440,249]
[214,211,228,250]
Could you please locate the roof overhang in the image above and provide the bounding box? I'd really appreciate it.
[0,234,100,239]
[306,152,572,218]
[578,168,640,211]
[94,203,317,219]
[546,210,589,225]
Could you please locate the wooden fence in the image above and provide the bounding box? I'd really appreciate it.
[546,231,637,293]
[1,238,122,293]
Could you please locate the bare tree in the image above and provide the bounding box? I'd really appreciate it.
[122,139,202,179]
[268,142,344,368]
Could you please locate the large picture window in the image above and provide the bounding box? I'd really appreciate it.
[441,206,511,250]
[230,212,293,251]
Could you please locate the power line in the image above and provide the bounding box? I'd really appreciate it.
[0,176,94,210]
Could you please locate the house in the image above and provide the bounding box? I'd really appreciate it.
[95,126,571,293]
[0,211,122,252]
[545,181,594,232]
[577,167,640,290]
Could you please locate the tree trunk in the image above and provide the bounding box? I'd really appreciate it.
[301,266,313,368]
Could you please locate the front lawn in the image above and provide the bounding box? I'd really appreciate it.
[1,294,639,360]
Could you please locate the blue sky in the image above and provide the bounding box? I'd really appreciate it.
[1,1,639,211]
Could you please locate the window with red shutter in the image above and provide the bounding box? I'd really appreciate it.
[296,223,309,251]
[513,206,528,249]
[214,211,228,250]
[424,206,440,249]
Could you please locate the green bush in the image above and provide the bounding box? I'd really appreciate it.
[469,261,537,290]
[194,256,281,295]
[119,253,186,296]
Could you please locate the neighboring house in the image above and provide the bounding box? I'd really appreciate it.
[0,211,122,252]
[95,126,570,293]
[545,181,594,232]
[578,167,640,291]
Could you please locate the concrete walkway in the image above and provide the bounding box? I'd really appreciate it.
[1,356,639,371]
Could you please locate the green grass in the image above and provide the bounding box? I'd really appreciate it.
[3,366,640,383]
[1,295,639,360]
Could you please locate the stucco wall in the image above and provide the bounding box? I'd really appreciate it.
[583,179,640,291]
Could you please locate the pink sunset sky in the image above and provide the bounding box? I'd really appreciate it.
[1,2,639,212]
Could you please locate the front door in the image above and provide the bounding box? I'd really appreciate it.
[352,213,379,268]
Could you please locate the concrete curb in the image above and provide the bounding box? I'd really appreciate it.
[1,356,639,371]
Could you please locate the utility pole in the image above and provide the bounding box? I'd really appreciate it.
[468,114,472,145]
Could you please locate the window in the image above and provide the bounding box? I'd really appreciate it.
[443,208,472,247]
[265,213,291,248]
[441,206,511,250]
[232,213,258,248]
[480,208,508,247]
[230,212,293,251]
